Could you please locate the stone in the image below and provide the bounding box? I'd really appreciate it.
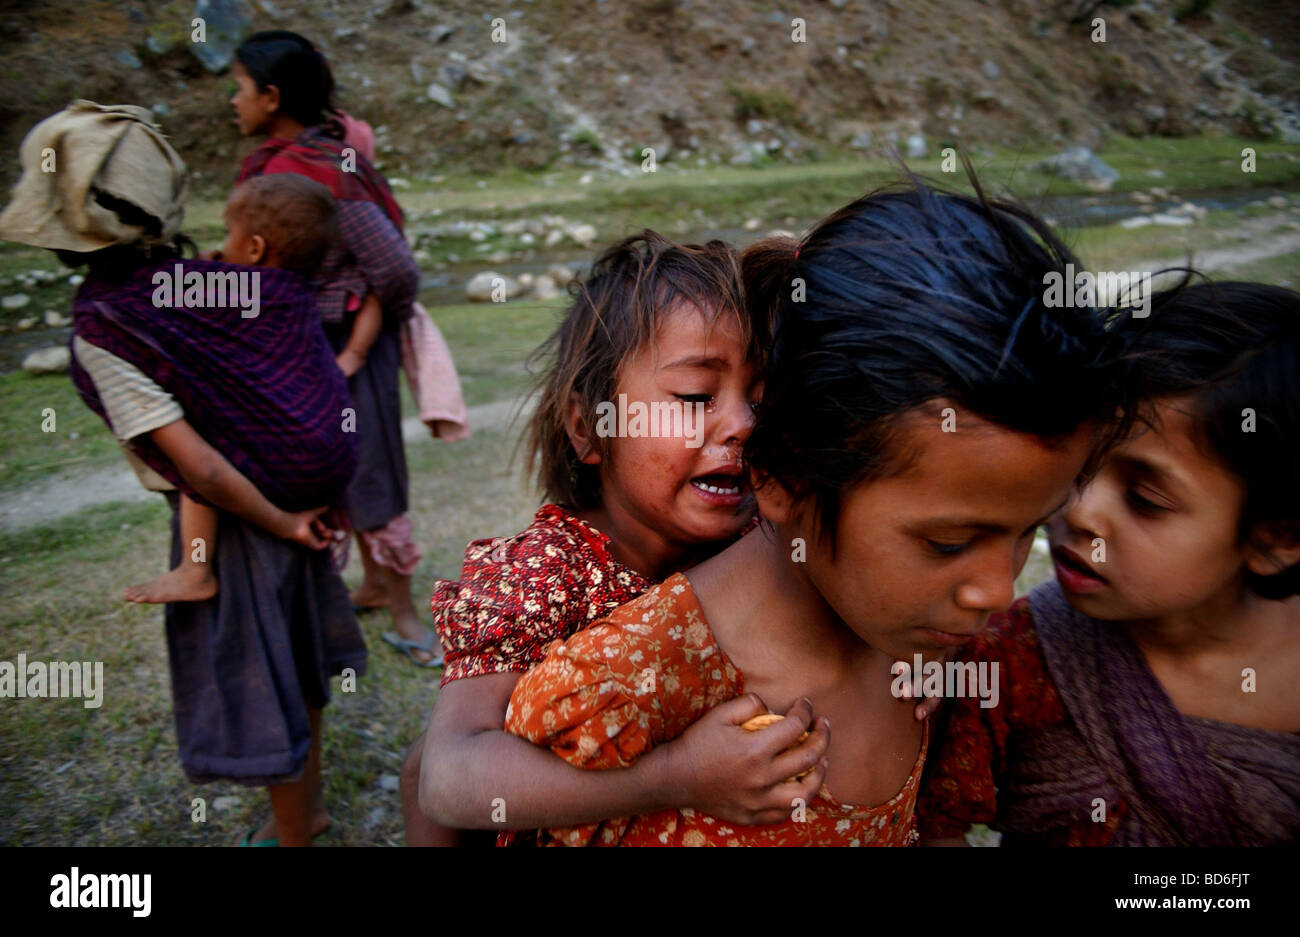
[2,294,30,310]
[43,309,69,327]
[210,795,241,812]
[189,0,254,74]
[439,62,467,90]
[982,59,1000,80]
[531,274,559,300]
[742,218,761,231]
[905,134,927,158]
[22,346,71,374]
[1034,147,1119,192]
[114,49,143,69]
[547,264,574,286]
[1150,213,1193,227]
[426,83,455,108]
[15,316,37,331]
[466,271,522,301]
[849,131,874,151]
[568,224,597,247]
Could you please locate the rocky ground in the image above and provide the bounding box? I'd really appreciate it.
[1,0,1297,191]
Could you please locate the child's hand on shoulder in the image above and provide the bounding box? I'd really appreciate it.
[654,694,830,826]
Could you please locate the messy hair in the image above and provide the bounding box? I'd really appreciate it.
[228,174,339,277]
[527,230,761,510]
[1122,279,1300,598]
[743,168,1131,552]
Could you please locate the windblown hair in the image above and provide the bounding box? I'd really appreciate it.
[742,168,1131,551]
[1122,279,1300,598]
[228,174,339,277]
[235,30,337,128]
[527,230,760,510]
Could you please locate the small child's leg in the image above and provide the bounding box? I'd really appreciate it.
[401,731,461,846]
[267,775,313,846]
[124,494,219,603]
[348,530,390,608]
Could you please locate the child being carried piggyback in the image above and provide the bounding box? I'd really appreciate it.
[920,280,1300,846]
[125,172,361,603]
[404,231,854,846]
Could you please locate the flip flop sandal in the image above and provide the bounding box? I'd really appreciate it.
[237,827,279,847]
[381,631,444,669]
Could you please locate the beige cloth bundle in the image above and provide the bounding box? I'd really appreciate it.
[0,100,186,252]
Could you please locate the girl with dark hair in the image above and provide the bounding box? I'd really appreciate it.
[410,232,852,846]
[921,280,1300,846]
[503,176,1130,845]
[230,30,441,670]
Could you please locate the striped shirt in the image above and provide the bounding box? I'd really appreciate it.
[72,335,180,491]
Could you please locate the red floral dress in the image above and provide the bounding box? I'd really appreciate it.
[432,504,652,685]
[917,597,1124,845]
[506,573,929,846]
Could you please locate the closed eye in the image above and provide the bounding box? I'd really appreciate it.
[927,539,971,557]
[1127,489,1169,514]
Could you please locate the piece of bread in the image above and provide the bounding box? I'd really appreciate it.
[740,713,813,780]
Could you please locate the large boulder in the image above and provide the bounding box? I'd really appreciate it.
[189,0,253,74]
[1035,147,1120,192]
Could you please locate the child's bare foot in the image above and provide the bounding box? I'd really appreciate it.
[251,807,332,845]
[124,567,218,604]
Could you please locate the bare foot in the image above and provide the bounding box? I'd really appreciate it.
[252,807,332,845]
[349,582,389,609]
[390,605,442,664]
[124,566,218,604]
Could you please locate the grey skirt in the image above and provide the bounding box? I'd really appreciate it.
[325,322,409,531]
[163,492,367,787]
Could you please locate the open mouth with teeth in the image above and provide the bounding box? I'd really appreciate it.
[690,473,746,497]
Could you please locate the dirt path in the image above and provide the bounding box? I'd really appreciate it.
[0,395,533,532]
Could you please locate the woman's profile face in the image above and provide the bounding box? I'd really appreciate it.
[230,62,277,137]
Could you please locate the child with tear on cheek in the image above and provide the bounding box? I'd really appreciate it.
[411,232,891,846]
[919,280,1300,846]
[500,172,1131,846]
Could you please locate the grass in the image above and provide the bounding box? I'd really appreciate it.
[2,134,1300,844]
[0,419,540,846]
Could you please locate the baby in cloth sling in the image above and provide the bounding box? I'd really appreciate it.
[115,173,357,603]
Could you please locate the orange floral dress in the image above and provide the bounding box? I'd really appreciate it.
[505,573,928,846]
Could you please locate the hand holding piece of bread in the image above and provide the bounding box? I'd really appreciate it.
[740,713,814,781]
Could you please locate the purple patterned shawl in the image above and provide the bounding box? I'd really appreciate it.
[69,259,358,511]
[996,581,1300,845]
